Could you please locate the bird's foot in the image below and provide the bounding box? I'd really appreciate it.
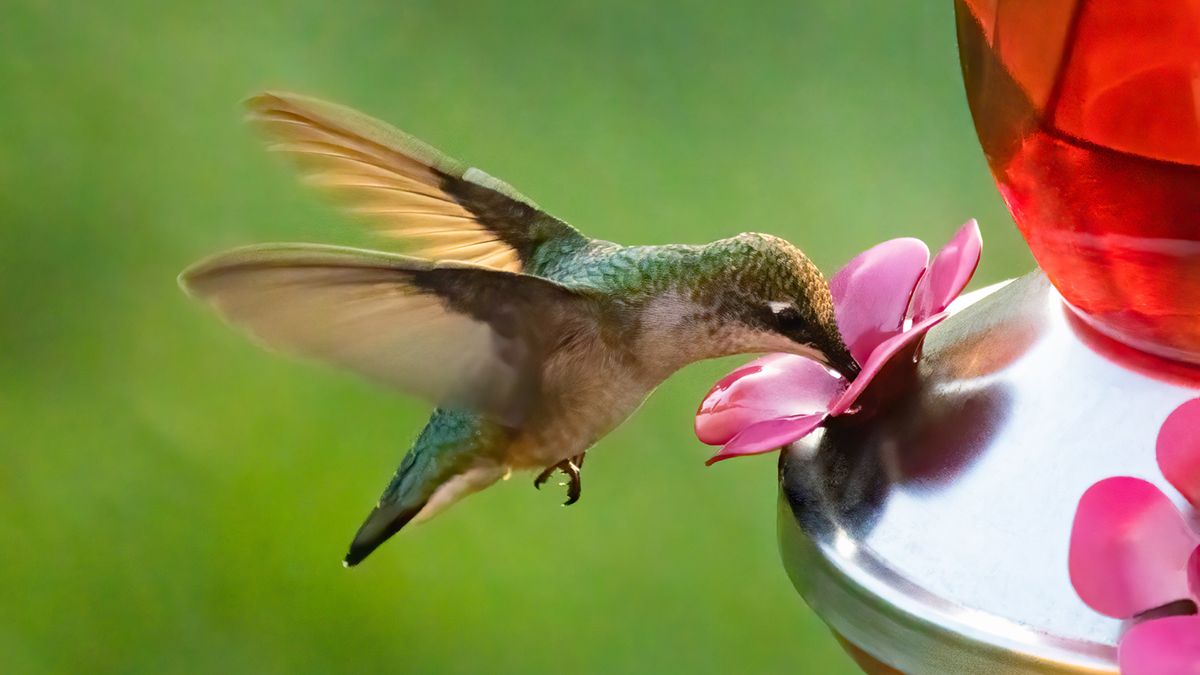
[533,453,586,506]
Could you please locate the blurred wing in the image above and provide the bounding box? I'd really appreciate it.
[180,244,596,425]
[245,92,587,272]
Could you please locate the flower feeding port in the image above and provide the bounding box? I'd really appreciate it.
[703,2,1200,673]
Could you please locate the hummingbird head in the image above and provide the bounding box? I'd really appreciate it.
[695,233,859,380]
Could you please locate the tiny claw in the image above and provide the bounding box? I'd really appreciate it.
[533,455,585,506]
[563,482,581,506]
[533,465,556,490]
[561,459,582,506]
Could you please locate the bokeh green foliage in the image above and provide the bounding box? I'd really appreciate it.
[0,1,1029,672]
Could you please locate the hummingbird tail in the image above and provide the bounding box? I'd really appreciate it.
[344,500,425,567]
[343,410,509,567]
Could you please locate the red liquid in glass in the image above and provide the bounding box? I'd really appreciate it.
[956,0,1200,363]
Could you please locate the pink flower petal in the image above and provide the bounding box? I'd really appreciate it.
[828,313,947,417]
[706,414,826,465]
[909,220,983,322]
[1069,477,1200,619]
[695,353,844,446]
[1157,398,1200,508]
[829,238,929,364]
[1118,615,1200,675]
[1188,546,1200,600]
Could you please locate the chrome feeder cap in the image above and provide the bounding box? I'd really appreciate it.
[778,272,1200,674]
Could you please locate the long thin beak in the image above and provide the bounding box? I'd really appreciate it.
[825,342,861,382]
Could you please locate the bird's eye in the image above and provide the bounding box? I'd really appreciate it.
[768,301,804,332]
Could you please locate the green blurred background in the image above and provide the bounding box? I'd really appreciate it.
[1,1,1031,673]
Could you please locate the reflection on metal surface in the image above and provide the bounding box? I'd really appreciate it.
[779,271,1200,674]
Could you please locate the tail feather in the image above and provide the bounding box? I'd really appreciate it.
[344,444,429,567]
[342,409,510,567]
[344,501,425,567]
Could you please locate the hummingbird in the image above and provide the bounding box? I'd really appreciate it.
[180,92,859,567]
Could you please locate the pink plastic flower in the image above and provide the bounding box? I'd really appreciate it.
[695,220,982,465]
[1068,398,1200,674]
[1158,398,1200,508]
[1068,477,1199,619]
[1120,615,1200,675]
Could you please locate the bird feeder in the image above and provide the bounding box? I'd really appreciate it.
[778,2,1200,672]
